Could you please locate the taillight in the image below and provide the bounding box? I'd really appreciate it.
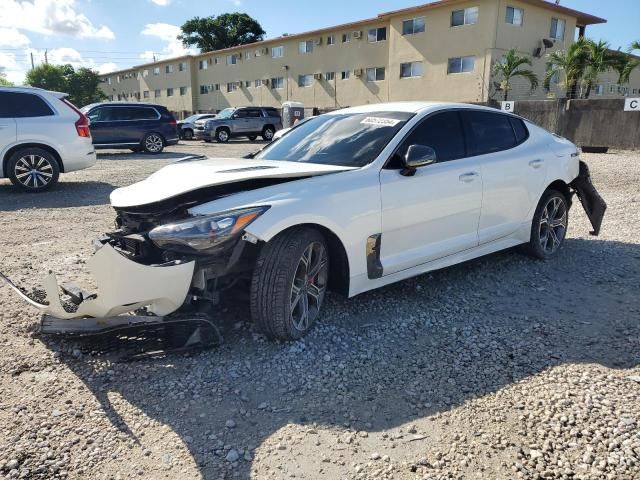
[61,98,91,138]
[169,119,177,128]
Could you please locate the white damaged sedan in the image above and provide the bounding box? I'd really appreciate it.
[3,102,606,341]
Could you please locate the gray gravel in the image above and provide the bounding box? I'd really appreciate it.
[0,142,638,480]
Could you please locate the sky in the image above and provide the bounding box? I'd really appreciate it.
[0,0,638,84]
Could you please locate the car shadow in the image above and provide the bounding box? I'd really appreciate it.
[0,180,116,211]
[38,237,640,478]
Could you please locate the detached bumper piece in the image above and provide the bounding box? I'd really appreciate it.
[571,161,607,236]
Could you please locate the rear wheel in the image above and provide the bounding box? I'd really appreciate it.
[216,128,230,143]
[525,190,569,260]
[251,228,329,340]
[262,126,275,141]
[142,133,165,153]
[8,147,60,192]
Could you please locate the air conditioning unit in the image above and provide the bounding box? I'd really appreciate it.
[313,73,323,80]
[354,68,363,77]
[352,30,362,39]
[262,79,270,86]
[314,37,323,45]
[533,38,555,58]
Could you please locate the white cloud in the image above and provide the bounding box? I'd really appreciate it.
[150,0,171,5]
[0,52,25,83]
[0,27,31,47]
[141,23,196,59]
[0,0,115,39]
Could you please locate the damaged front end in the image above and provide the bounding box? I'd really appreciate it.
[570,161,607,236]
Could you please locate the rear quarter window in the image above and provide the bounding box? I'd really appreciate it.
[130,107,159,120]
[11,92,55,118]
[264,108,281,117]
[510,117,529,144]
[462,111,517,156]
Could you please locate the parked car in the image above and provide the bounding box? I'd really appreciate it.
[178,113,217,140]
[2,103,606,342]
[196,106,282,143]
[0,86,96,192]
[81,102,178,153]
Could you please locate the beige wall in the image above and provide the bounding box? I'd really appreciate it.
[99,0,640,112]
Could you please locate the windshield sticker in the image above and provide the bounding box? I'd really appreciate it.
[361,117,401,127]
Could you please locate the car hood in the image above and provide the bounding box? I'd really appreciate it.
[110,157,356,208]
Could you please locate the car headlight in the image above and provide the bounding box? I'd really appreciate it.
[148,206,269,254]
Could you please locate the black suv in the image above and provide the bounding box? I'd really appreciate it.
[195,106,283,143]
[81,102,179,153]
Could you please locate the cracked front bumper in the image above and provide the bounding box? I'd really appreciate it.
[1,243,195,320]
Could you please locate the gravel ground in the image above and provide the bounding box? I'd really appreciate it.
[0,142,638,480]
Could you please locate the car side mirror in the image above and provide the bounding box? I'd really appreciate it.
[400,145,437,176]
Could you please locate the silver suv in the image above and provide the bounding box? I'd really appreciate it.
[196,107,282,143]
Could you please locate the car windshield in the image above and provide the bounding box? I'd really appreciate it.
[216,108,236,120]
[184,114,203,123]
[254,111,413,167]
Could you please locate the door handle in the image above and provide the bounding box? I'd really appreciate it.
[529,159,544,169]
[459,172,479,183]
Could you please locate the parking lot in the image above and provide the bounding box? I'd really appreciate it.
[0,143,639,480]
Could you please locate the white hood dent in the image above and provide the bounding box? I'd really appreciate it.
[110,158,355,208]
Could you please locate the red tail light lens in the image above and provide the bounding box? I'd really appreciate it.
[169,119,177,128]
[61,98,91,138]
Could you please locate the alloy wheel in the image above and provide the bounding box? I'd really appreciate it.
[264,128,274,140]
[290,242,328,332]
[218,130,229,142]
[539,196,568,254]
[145,134,163,152]
[14,154,54,189]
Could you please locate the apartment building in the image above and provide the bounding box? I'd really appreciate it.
[100,0,638,116]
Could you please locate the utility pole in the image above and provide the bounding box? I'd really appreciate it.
[153,53,157,62]
[44,50,48,64]
[30,52,34,69]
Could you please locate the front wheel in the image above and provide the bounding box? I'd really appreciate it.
[8,147,60,192]
[262,126,275,141]
[525,190,569,260]
[250,228,329,340]
[215,128,230,143]
[142,133,165,153]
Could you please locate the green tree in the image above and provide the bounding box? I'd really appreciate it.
[0,71,12,86]
[25,64,105,107]
[492,48,539,101]
[178,12,265,52]
[582,39,612,98]
[545,37,589,99]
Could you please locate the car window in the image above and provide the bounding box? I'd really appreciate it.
[396,111,466,163]
[246,109,262,118]
[461,111,517,156]
[87,107,108,122]
[0,92,14,117]
[129,107,159,120]
[255,111,413,167]
[234,109,249,119]
[264,108,281,118]
[510,117,529,144]
[10,92,54,118]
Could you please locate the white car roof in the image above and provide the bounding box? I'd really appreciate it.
[0,85,67,98]
[327,101,498,115]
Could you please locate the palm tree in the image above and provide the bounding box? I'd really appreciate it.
[582,39,612,98]
[492,48,539,101]
[545,37,589,99]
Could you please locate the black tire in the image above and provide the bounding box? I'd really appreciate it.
[7,147,60,192]
[250,228,330,340]
[215,128,230,143]
[261,126,275,141]
[248,135,258,141]
[182,129,194,140]
[130,147,143,152]
[142,132,165,153]
[525,189,569,260]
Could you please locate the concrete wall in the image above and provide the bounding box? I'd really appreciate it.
[507,99,640,149]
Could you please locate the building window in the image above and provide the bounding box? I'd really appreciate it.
[342,32,351,43]
[166,88,174,96]
[200,85,209,94]
[255,49,262,57]
[400,61,423,78]
[595,85,604,95]
[368,27,387,43]
[451,7,479,26]
[506,6,523,25]
[226,54,238,65]
[165,64,173,74]
[143,90,149,98]
[198,60,207,70]
[179,62,187,72]
[272,46,284,58]
[106,77,111,85]
[298,74,313,87]
[402,17,426,35]
[327,34,336,45]
[227,82,238,92]
[213,83,220,91]
[116,75,120,83]
[447,56,475,74]
[299,40,314,54]
[244,81,251,88]
[154,89,161,98]
[341,70,350,80]
[245,51,251,60]
[180,86,187,96]
[271,77,284,89]
[366,67,385,82]
[153,67,160,75]
[325,71,335,81]
[143,69,149,77]
[255,79,261,88]
[550,17,566,40]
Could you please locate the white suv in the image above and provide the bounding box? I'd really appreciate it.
[0,86,97,192]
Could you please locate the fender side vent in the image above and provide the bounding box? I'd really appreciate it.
[366,234,383,279]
